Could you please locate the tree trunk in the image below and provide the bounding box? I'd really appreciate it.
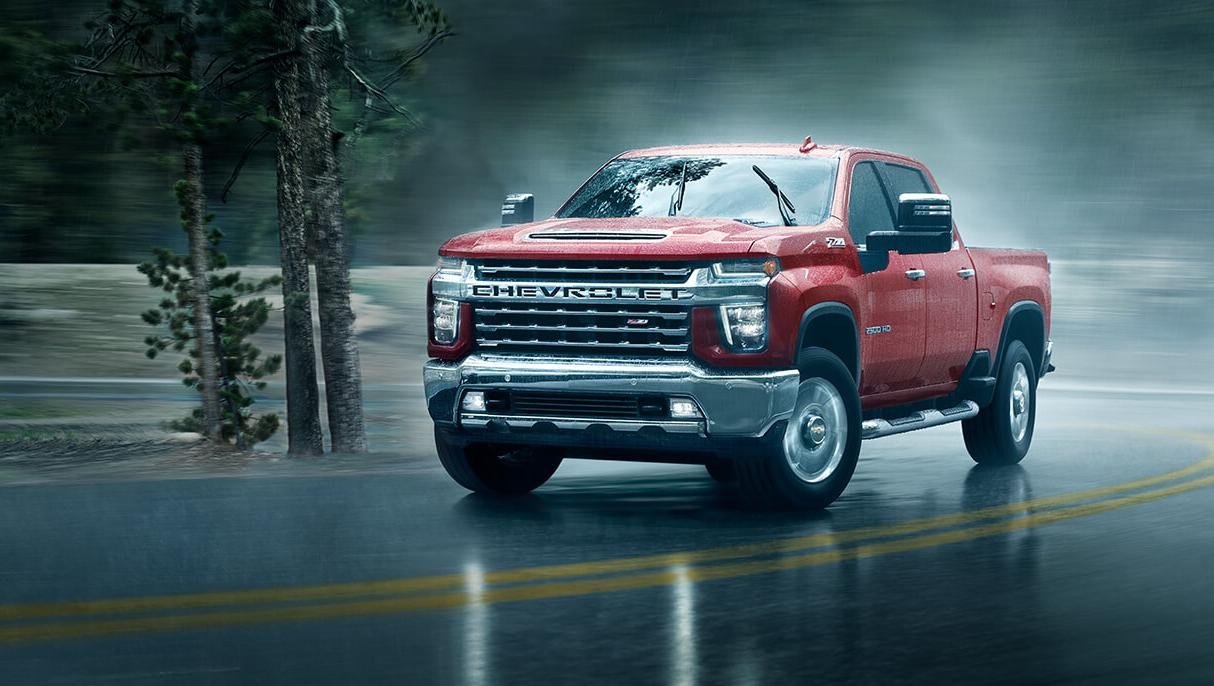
[301,20,368,454]
[178,0,221,442]
[273,0,325,456]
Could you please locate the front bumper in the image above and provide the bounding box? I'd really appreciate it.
[423,354,799,448]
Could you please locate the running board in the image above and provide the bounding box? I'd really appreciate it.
[861,401,980,440]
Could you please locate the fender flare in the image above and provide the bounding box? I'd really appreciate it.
[795,302,860,384]
[993,300,1046,373]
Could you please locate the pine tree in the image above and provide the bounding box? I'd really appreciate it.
[280,0,453,453]
[138,220,283,448]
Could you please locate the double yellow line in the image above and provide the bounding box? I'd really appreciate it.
[3,429,1213,643]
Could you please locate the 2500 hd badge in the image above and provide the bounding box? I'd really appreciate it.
[424,136,1054,510]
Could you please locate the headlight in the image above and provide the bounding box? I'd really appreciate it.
[720,304,767,351]
[431,297,459,345]
[435,255,465,276]
[711,258,780,278]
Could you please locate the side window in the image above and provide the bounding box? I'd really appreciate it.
[884,163,932,199]
[847,161,892,246]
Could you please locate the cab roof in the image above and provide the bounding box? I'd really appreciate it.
[617,141,918,165]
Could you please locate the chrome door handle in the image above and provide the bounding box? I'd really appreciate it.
[905,269,927,281]
[957,268,975,280]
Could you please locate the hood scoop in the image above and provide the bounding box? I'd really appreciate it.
[526,230,668,242]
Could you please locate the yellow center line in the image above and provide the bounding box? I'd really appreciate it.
[2,429,1212,625]
[3,465,1213,643]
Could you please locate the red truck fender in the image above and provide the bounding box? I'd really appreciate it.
[794,302,861,386]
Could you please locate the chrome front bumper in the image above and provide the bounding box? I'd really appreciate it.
[422,354,800,438]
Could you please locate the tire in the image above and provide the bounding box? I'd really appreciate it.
[434,428,563,495]
[737,348,862,510]
[963,340,1037,465]
[704,459,737,483]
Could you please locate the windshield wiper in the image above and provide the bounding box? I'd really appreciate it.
[751,165,796,226]
[667,161,688,216]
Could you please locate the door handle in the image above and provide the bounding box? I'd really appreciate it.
[957,268,976,280]
[905,269,927,281]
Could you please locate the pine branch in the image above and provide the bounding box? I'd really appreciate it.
[220,128,272,203]
[200,50,297,93]
[70,65,177,79]
[380,30,455,89]
[344,64,419,127]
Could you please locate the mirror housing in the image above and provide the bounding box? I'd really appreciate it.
[501,193,535,226]
[896,193,952,233]
[859,193,954,273]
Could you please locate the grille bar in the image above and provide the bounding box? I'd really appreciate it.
[474,301,691,356]
[475,307,689,320]
[476,339,690,353]
[476,323,688,336]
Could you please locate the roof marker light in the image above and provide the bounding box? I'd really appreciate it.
[799,135,818,153]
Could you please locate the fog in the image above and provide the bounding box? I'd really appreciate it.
[396,0,1214,265]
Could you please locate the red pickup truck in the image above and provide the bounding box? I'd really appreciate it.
[423,137,1053,509]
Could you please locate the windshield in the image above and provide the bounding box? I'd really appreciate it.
[556,155,838,226]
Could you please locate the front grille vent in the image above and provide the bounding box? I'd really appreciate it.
[474,302,691,355]
[526,231,667,241]
[484,390,669,420]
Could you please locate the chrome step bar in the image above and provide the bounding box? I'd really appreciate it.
[861,401,979,440]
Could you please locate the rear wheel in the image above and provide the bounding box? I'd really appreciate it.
[737,349,861,510]
[962,340,1037,465]
[435,428,563,495]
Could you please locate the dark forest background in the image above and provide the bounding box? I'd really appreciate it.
[2,0,1212,265]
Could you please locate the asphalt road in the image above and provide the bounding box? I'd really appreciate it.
[2,384,1214,684]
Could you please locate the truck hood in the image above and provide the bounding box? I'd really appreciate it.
[439,217,777,261]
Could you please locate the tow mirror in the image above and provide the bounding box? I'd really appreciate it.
[860,193,953,272]
[501,193,534,226]
[896,193,952,234]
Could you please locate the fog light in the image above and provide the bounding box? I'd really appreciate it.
[670,399,702,419]
[462,391,486,413]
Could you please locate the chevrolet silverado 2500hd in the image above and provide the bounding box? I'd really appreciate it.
[422,137,1053,509]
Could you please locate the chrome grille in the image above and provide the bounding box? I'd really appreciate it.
[474,302,692,355]
[475,260,693,284]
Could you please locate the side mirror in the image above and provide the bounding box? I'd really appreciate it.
[896,193,952,233]
[859,193,953,273]
[501,193,534,226]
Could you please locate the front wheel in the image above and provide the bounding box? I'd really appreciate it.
[434,428,563,495]
[737,349,862,510]
[962,340,1037,465]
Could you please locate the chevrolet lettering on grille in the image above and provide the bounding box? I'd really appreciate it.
[469,284,691,300]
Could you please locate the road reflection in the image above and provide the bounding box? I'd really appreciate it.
[962,464,1040,577]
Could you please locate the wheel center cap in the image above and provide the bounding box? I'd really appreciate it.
[803,415,828,447]
[1012,390,1026,416]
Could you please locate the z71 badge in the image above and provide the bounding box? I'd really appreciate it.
[825,236,846,248]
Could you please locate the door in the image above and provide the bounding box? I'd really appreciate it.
[880,162,979,386]
[847,160,926,395]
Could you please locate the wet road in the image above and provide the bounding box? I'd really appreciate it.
[2,385,1214,684]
